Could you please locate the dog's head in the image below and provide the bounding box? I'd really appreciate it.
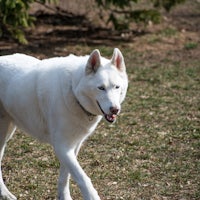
[76,48,128,123]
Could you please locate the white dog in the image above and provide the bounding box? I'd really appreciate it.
[0,48,128,200]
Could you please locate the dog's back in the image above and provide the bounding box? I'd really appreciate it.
[0,53,40,100]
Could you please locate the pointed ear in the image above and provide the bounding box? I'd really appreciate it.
[111,48,126,72]
[86,49,101,75]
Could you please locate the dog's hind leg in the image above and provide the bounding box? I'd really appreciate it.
[0,103,17,200]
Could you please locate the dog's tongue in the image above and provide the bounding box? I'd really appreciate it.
[105,114,117,123]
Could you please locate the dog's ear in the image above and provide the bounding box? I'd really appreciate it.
[111,48,126,72]
[86,49,101,74]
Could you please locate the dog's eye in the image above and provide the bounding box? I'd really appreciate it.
[98,86,105,91]
[115,85,120,89]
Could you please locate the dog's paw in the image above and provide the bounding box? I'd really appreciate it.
[58,194,73,200]
[0,190,17,200]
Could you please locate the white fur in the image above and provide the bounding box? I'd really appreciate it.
[0,49,128,200]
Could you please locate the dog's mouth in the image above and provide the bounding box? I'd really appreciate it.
[96,101,117,123]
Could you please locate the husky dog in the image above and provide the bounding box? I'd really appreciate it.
[0,48,128,200]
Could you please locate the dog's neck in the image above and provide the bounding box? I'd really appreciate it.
[77,100,97,121]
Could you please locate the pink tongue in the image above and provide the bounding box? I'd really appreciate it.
[107,114,116,121]
[111,114,116,119]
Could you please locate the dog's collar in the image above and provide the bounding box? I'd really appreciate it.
[77,101,97,121]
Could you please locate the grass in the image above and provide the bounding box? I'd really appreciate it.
[184,42,198,50]
[2,26,200,200]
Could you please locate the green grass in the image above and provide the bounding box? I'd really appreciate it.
[184,42,199,50]
[2,37,200,199]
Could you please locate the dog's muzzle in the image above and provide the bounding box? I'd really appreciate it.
[96,101,119,123]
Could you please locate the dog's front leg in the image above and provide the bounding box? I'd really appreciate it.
[58,163,72,200]
[55,147,101,200]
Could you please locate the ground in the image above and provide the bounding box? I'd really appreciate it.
[0,1,199,200]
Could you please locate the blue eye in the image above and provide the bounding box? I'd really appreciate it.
[98,86,105,91]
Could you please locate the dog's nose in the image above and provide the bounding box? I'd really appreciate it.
[110,107,119,115]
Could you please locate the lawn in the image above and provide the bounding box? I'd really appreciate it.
[1,1,200,200]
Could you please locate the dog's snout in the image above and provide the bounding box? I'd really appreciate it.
[110,106,119,115]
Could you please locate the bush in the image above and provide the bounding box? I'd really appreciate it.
[0,0,186,43]
[96,0,186,30]
[0,0,56,44]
